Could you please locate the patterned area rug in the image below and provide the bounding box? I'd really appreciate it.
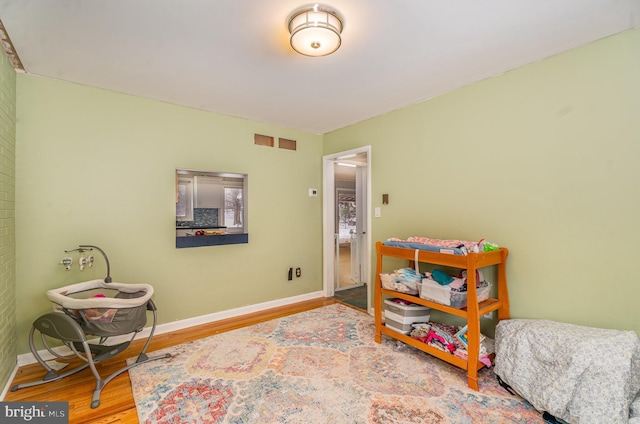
[128,303,544,423]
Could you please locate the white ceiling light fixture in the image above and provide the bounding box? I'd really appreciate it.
[287,4,344,57]
[336,153,357,160]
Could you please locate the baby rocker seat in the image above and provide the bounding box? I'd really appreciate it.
[11,245,171,408]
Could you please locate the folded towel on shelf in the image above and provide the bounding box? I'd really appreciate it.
[380,267,422,295]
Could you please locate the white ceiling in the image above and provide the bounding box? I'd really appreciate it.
[1,0,639,134]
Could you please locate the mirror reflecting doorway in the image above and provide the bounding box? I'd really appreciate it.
[332,153,368,311]
[335,188,359,288]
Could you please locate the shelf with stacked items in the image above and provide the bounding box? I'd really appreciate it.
[373,241,510,391]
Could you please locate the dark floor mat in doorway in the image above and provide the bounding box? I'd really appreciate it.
[333,285,367,311]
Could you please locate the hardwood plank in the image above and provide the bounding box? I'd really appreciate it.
[4,297,335,424]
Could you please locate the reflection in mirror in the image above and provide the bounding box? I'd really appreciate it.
[175,169,248,248]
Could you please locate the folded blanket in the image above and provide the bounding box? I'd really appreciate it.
[385,237,497,255]
[379,267,422,295]
[388,236,477,249]
[495,319,640,423]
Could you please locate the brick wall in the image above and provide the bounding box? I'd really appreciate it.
[0,46,17,392]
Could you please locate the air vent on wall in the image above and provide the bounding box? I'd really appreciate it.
[254,134,274,147]
[278,138,297,151]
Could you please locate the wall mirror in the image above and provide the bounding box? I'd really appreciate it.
[175,168,248,248]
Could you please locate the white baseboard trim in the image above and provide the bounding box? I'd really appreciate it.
[15,291,325,367]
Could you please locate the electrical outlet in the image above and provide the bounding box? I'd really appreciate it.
[295,267,301,277]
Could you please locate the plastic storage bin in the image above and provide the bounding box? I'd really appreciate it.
[419,280,492,308]
[383,298,430,334]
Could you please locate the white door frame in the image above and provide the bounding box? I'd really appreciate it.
[322,146,372,313]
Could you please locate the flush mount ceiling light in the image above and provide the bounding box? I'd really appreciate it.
[287,4,343,57]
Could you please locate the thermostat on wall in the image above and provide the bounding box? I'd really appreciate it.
[309,188,318,197]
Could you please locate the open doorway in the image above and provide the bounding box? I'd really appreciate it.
[323,146,371,312]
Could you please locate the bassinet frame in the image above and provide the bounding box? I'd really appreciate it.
[11,245,171,409]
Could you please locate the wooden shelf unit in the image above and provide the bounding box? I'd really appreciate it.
[374,241,510,391]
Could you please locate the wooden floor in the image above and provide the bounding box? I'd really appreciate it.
[4,297,336,424]
[338,245,355,289]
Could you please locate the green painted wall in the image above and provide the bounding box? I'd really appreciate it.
[15,76,323,354]
[324,28,640,334]
[9,27,640,361]
[0,42,17,391]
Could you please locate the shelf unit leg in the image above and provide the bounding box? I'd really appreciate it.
[464,255,481,392]
[497,248,510,320]
[467,374,479,391]
[374,245,384,344]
